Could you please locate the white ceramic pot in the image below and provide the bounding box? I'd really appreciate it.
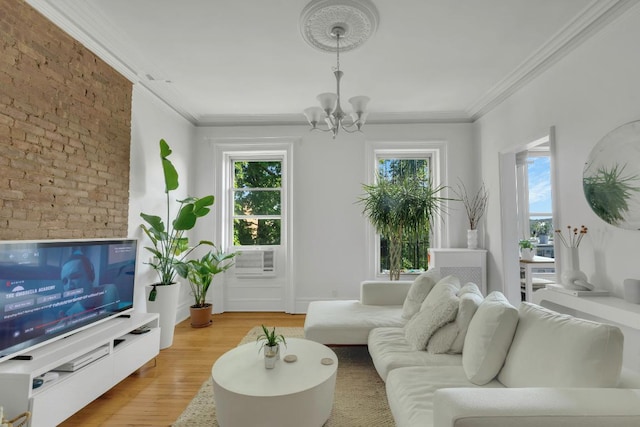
[145,283,180,349]
[520,248,535,261]
[467,229,478,249]
[623,278,640,304]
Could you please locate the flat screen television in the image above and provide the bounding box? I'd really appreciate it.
[0,238,137,363]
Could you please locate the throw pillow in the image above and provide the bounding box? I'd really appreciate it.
[401,269,442,319]
[449,283,484,353]
[462,291,518,385]
[427,282,483,354]
[426,322,458,353]
[404,276,460,351]
[497,302,623,388]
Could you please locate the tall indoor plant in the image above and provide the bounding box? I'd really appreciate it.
[181,248,236,327]
[140,139,215,347]
[359,174,446,280]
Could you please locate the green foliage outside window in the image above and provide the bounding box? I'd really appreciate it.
[233,161,282,246]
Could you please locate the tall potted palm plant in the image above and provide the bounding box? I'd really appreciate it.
[140,139,214,348]
[359,174,446,280]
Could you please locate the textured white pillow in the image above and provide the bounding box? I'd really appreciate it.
[449,283,484,353]
[428,282,483,354]
[497,302,623,388]
[404,277,459,350]
[401,269,442,319]
[462,291,518,385]
[426,322,458,353]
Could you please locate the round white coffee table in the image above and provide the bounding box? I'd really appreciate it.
[211,338,338,427]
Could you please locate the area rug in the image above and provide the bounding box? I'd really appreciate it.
[172,326,394,426]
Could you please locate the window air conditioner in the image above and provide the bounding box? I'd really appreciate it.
[234,249,276,277]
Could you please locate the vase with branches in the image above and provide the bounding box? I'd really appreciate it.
[453,180,488,249]
[554,225,592,289]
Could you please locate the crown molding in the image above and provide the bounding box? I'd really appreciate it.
[26,0,639,127]
[25,0,138,83]
[467,0,640,120]
[195,111,472,127]
[25,0,200,125]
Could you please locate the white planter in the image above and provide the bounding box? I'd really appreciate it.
[520,248,535,261]
[467,229,478,249]
[623,278,640,304]
[560,247,591,290]
[145,283,180,349]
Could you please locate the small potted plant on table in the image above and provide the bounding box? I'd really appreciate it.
[180,248,236,328]
[256,325,287,369]
[534,221,551,244]
[519,239,536,261]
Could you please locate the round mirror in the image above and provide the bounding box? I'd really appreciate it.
[583,120,640,230]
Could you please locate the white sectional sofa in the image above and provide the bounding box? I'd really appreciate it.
[304,271,640,427]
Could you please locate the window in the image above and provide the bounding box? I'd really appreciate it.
[516,149,554,258]
[377,157,431,273]
[368,144,445,277]
[232,159,282,246]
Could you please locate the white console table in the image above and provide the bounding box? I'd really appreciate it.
[533,289,640,329]
[428,248,487,295]
[520,256,555,302]
[0,312,160,427]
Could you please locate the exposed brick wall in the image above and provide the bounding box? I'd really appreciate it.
[0,0,132,240]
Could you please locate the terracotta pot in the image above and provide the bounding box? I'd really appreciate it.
[190,303,213,328]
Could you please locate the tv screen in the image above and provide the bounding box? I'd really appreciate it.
[0,238,137,363]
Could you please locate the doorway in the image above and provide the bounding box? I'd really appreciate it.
[499,128,558,305]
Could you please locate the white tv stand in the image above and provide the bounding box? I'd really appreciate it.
[0,312,160,427]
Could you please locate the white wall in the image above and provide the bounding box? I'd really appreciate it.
[194,122,475,312]
[127,85,196,320]
[477,4,640,297]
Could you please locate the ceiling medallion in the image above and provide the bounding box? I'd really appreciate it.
[299,0,379,53]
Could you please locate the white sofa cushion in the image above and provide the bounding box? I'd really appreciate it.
[450,283,484,353]
[404,276,460,350]
[304,300,406,345]
[426,282,484,354]
[401,269,442,319]
[360,280,412,305]
[368,327,462,381]
[386,365,504,427]
[462,291,519,385]
[497,302,624,388]
[426,322,458,354]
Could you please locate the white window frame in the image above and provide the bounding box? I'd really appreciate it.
[229,156,283,247]
[365,141,448,278]
[212,139,295,311]
[516,149,552,240]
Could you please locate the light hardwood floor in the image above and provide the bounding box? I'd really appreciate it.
[60,312,305,426]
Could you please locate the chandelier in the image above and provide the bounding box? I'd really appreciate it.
[303,26,370,139]
[299,0,378,139]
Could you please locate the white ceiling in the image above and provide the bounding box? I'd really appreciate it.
[27,0,634,126]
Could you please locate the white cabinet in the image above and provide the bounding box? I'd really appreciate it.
[428,249,487,295]
[0,312,160,427]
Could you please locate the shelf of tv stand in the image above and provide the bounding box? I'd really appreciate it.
[0,312,160,427]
